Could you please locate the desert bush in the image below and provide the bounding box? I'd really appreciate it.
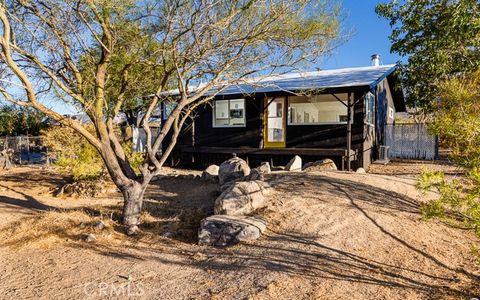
[0,104,47,136]
[418,71,480,238]
[42,125,143,181]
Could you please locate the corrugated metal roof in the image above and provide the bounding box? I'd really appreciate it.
[217,64,397,95]
[163,64,398,97]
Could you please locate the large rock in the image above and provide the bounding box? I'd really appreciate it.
[303,159,338,172]
[198,215,267,247]
[285,155,302,171]
[218,157,251,185]
[246,168,263,181]
[214,181,266,215]
[202,164,219,180]
[257,162,271,174]
[356,167,366,173]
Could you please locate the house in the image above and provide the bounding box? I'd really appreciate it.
[166,58,406,170]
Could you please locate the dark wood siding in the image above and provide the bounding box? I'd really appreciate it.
[375,79,389,149]
[192,96,262,148]
[174,90,375,169]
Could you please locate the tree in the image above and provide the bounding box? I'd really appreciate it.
[418,71,480,236]
[0,0,341,230]
[0,104,46,136]
[376,0,480,111]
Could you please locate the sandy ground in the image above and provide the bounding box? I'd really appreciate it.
[0,164,479,300]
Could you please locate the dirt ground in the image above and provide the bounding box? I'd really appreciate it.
[0,163,479,300]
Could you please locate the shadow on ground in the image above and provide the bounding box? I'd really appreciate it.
[1,170,479,299]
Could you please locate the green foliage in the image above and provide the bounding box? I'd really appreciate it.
[122,141,145,173]
[42,126,143,181]
[418,169,480,235]
[42,126,104,180]
[0,104,47,136]
[78,21,169,122]
[417,71,480,237]
[376,0,480,110]
[430,71,480,172]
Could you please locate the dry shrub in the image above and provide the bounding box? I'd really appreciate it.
[140,200,208,243]
[55,179,112,198]
[0,209,124,249]
[42,126,144,181]
[0,206,203,250]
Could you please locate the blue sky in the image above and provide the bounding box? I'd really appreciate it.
[321,0,403,69]
[40,0,403,115]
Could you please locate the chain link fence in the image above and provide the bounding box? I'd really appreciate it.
[0,136,48,165]
[385,124,438,160]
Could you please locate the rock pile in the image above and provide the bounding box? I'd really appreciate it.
[303,158,338,172]
[55,180,109,198]
[199,157,270,247]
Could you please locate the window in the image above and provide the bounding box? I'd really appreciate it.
[213,99,246,127]
[365,92,375,125]
[288,94,348,125]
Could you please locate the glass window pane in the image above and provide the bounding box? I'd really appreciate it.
[229,99,245,126]
[267,98,284,142]
[213,99,245,127]
[288,94,348,124]
[364,92,375,125]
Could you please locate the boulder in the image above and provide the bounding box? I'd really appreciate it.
[246,168,264,181]
[93,220,106,230]
[83,233,96,243]
[303,159,337,172]
[198,215,267,247]
[126,225,140,236]
[257,162,271,174]
[215,181,266,215]
[202,164,219,180]
[356,167,366,173]
[218,157,250,185]
[285,155,302,171]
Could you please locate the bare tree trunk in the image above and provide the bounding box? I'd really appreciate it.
[121,182,146,227]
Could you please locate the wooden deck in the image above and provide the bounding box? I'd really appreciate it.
[180,146,356,158]
[179,146,357,170]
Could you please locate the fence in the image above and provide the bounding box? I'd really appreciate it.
[385,124,438,160]
[0,136,48,165]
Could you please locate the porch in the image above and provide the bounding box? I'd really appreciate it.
[178,146,357,170]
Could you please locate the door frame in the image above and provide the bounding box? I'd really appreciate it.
[263,96,287,148]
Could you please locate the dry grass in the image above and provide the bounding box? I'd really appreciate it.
[139,202,209,243]
[0,203,208,249]
[0,209,125,249]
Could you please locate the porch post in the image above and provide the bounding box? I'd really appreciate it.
[346,92,353,171]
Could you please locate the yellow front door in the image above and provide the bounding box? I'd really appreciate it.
[264,97,286,148]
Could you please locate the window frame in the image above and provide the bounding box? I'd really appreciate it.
[212,98,246,128]
[364,92,375,126]
[287,94,350,126]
